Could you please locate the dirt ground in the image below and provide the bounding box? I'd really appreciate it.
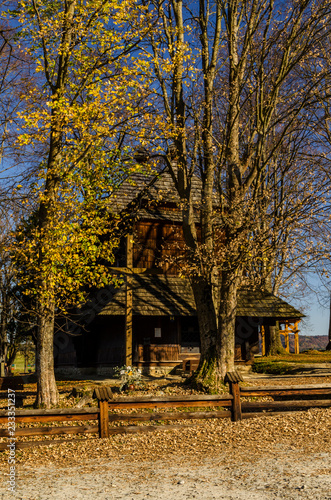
[1,448,331,500]
[0,375,330,499]
[0,407,330,499]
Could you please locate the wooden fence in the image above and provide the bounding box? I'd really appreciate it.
[0,377,330,450]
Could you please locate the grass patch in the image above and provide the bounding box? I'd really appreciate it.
[255,351,331,365]
[252,361,297,375]
[10,353,35,373]
[252,351,331,375]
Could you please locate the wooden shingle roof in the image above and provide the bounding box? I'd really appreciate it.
[110,166,202,220]
[98,276,303,320]
[236,287,303,319]
[98,276,196,316]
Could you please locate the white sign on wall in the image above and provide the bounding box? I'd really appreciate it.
[154,328,161,338]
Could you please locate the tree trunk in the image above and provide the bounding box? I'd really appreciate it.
[191,277,217,352]
[191,345,221,391]
[34,94,62,406]
[6,346,16,375]
[218,274,238,378]
[191,273,238,390]
[265,320,285,355]
[190,277,221,390]
[0,289,7,364]
[31,0,76,407]
[35,297,58,407]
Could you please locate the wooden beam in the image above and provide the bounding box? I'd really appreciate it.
[284,321,290,353]
[98,400,109,438]
[110,394,234,403]
[0,408,99,416]
[261,325,265,356]
[0,425,98,438]
[328,293,331,348]
[0,413,99,424]
[240,385,331,397]
[229,382,242,422]
[242,399,331,411]
[107,410,231,422]
[125,235,133,366]
[109,267,160,275]
[294,320,300,354]
[107,399,232,410]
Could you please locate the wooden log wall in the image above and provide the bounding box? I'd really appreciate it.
[136,344,180,363]
[133,221,191,274]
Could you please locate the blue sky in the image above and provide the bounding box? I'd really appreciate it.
[288,273,330,337]
[300,298,329,337]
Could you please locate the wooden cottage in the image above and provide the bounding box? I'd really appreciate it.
[54,167,303,375]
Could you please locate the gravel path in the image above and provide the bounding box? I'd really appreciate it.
[1,408,330,500]
[1,449,331,500]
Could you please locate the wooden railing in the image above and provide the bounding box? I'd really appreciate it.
[0,377,330,450]
[0,408,100,450]
[95,390,234,439]
[0,394,233,450]
[240,384,331,418]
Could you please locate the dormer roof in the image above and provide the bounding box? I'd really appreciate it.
[110,165,202,221]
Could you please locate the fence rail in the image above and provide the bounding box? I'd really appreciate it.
[0,377,330,450]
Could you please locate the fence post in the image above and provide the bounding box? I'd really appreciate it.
[98,400,109,438]
[225,371,243,422]
[94,387,112,439]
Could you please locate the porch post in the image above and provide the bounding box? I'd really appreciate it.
[284,321,290,353]
[327,294,331,350]
[294,320,300,355]
[261,325,265,356]
[125,235,133,365]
